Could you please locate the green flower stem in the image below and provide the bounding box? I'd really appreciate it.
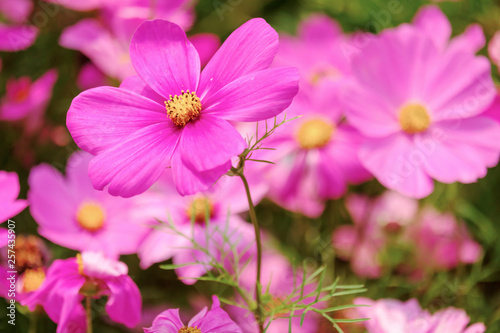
[239,172,264,333]
[86,297,93,333]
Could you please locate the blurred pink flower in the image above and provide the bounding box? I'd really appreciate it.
[343,5,500,198]
[0,171,28,224]
[261,83,371,218]
[0,0,38,51]
[28,151,150,258]
[488,31,500,73]
[274,13,351,93]
[333,191,481,279]
[483,91,500,124]
[144,295,242,333]
[228,250,320,333]
[77,62,108,90]
[57,0,211,80]
[332,191,418,278]
[0,69,57,132]
[23,251,141,333]
[353,297,486,333]
[137,171,264,284]
[67,19,299,197]
[409,208,482,273]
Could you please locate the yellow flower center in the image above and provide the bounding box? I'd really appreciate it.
[187,197,214,223]
[179,328,202,333]
[76,202,105,232]
[22,268,45,293]
[165,90,202,127]
[76,253,85,275]
[296,118,334,149]
[398,103,431,134]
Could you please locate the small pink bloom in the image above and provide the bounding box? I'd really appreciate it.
[28,151,150,258]
[343,6,500,198]
[0,171,28,224]
[67,19,299,197]
[0,0,38,51]
[137,171,265,284]
[332,191,418,278]
[353,297,486,333]
[23,252,142,333]
[0,69,58,132]
[144,295,242,333]
[0,0,33,23]
[260,82,371,217]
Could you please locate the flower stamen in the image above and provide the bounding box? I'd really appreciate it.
[179,327,202,333]
[399,103,431,134]
[296,118,334,149]
[187,197,214,223]
[165,90,202,127]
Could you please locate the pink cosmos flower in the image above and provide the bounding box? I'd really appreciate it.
[332,191,482,279]
[67,18,299,197]
[260,83,371,218]
[0,171,28,224]
[273,14,351,91]
[137,170,264,284]
[353,297,486,333]
[409,208,482,273]
[342,5,500,198]
[23,251,142,333]
[0,69,58,133]
[144,295,242,333]
[28,151,150,259]
[0,0,38,52]
[332,191,418,278]
[228,250,320,333]
[489,31,500,73]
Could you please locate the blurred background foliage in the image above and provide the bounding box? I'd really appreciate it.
[1,0,500,332]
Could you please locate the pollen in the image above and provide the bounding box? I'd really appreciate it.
[398,103,431,134]
[22,268,46,293]
[165,90,202,127]
[179,327,202,333]
[296,118,334,149]
[187,197,214,223]
[76,253,85,276]
[76,202,105,232]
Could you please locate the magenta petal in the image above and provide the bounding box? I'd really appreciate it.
[89,123,180,197]
[172,151,231,196]
[412,5,451,50]
[0,24,38,51]
[202,68,299,122]
[105,276,142,328]
[179,115,246,171]
[67,86,167,155]
[130,20,200,98]
[298,14,342,43]
[119,76,165,105]
[144,309,184,333]
[359,134,434,199]
[189,33,220,68]
[190,296,243,333]
[0,171,28,222]
[198,18,278,98]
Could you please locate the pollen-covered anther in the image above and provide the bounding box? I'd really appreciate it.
[297,118,334,149]
[76,202,105,232]
[187,197,214,223]
[178,327,202,333]
[22,268,46,293]
[399,103,431,134]
[165,90,202,127]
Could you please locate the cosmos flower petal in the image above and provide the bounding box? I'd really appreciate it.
[89,122,181,198]
[144,309,184,333]
[359,134,434,198]
[119,75,165,105]
[202,68,299,122]
[412,5,451,50]
[418,117,500,184]
[67,86,167,155]
[198,18,279,98]
[105,276,142,328]
[138,230,191,269]
[130,19,200,98]
[172,151,231,196]
[449,24,486,54]
[190,296,243,333]
[0,24,38,51]
[179,115,246,171]
[189,33,220,68]
[0,171,28,222]
[298,13,342,43]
